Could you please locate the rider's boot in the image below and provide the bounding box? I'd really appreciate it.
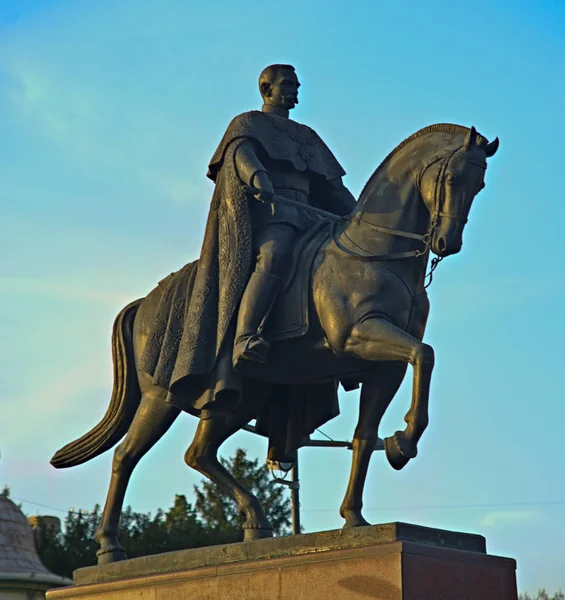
[233,271,281,370]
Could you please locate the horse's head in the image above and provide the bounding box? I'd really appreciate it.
[419,127,499,257]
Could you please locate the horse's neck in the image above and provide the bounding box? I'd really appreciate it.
[342,169,431,292]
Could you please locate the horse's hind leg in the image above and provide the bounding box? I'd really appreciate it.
[185,402,273,541]
[340,363,407,528]
[95,374,180,564]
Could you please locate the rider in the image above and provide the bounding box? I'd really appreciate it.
[228,64,357,368]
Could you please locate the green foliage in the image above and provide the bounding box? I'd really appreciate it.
[1,484,24,511]
[193,447,292,543]
[519,590,565,600]
[38,506,100,576]
[35,448,291,578]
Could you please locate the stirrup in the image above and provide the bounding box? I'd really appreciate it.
[233,334,270,368]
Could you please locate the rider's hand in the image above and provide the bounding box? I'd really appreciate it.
[246,171,274,203]
[244,172,276,215]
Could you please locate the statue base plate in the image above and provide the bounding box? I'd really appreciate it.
[46,522,517,599]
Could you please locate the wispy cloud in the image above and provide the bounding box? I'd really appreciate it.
[0,2,238,207]
[21,361,103,415]
[480,509,538,528]
[6,61,101,155]
[1,359,109,446]
[3,55,188,201]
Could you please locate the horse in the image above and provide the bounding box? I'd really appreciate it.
[51,123,498,564]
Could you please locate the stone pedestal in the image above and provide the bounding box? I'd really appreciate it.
[46,522,517,600]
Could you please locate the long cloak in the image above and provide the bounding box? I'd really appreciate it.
[139,112,348,455]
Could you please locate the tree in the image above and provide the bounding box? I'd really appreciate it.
[32,448,292,578]
[121,495,210,557]
[1,484,24,510]
[162,494,209,551]
[519,591,565,600]
[193,447,292,543]
[36,497,210,578]
[37,506,100,577]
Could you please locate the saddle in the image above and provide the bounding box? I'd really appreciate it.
[263,219,332,342]
[153,219,332,352]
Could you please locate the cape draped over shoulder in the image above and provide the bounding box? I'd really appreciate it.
[207,111,346,182]
[138,111,346,459]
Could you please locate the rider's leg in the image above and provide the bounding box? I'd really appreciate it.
[233,224,296,368]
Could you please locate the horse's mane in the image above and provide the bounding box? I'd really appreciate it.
[359,123,471,200]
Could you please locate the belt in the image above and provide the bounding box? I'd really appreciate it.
[274,188,309,204]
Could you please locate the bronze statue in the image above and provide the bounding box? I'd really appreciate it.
[51,64,499,565]
[228,65,356,368]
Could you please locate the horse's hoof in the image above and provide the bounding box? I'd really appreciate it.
[342,518,371,529]
[340,508,371,528]
[384,431,416,471]
[243,527,273,541]
[96,545,128,565]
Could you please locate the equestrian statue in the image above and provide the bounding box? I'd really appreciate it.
[51,64,499,564]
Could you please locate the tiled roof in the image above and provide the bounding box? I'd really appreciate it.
[0,495,51,575]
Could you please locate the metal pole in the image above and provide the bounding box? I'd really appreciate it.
[242,424,384,450]
[243,423,383,536]
[290,454,300,535]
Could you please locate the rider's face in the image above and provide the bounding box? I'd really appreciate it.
[265,70,300,110]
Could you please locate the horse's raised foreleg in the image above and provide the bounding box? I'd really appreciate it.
[336,317,434,470]
[340,362,407,528]
[94,375,180,564]
[184,406,273,541]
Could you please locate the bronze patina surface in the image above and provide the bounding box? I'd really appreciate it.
[51,64,499,564]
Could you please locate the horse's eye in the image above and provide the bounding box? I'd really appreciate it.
[446,173,458,184]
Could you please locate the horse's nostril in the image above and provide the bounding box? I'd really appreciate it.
[438,237,447,253]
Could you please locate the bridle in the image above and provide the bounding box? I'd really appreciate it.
[332,145,486,287]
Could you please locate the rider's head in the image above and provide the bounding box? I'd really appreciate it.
[259,64,300,112]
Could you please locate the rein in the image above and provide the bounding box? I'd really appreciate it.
[332,219,430,262]
[331,145,468,287]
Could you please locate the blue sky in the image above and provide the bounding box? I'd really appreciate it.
[1,0,564,593]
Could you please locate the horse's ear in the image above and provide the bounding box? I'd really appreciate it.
[464,126,477,150]
[484,137,500,157]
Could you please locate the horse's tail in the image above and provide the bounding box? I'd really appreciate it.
[50,298,144,469]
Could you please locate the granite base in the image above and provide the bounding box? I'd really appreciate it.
[45,522,518,600]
